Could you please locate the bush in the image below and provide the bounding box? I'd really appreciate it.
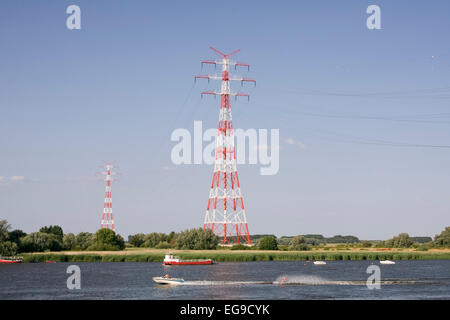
[143,233,167,248]
[39,225,64,242]
[128,233,146,247]
[175,228,218,250]
[0,241,18,256]
[259,236,278,250]
[289,236,310,251]
[92,229,125,251]
[75,232,96,250]
[434,227,450,247]
[385,233,413,248]
[155,241,171,249]
[8,229,26,246]
[0,220,11,242]
[20,232,63,252]
[63,233,77,250]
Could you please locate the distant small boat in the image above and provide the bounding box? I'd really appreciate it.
[153,276,185,285]
[162,252,213,266]
[45,260,56,263]
[380,260,395,265]
[313,261,326,265]
[0,256,23,264]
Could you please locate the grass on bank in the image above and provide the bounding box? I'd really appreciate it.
[21,248,450,263]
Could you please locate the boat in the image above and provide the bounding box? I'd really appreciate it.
[153,276,185,285]
[313,261,326,265]
[162,252,213,266]
[45,260,56,263]
[380,260,396,265]
[0,256,23,264]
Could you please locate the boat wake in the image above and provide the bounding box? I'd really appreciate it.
[274,275,434,286]
[174,276,437,286]
[180,280,272,286]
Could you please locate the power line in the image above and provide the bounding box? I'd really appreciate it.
[279,109,450,124]
[280,86,450,99]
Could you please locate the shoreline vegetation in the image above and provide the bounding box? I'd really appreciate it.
[2,220,450,262]
[22,248,450,263]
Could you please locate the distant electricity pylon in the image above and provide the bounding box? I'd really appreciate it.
[98,161,119,231]
[195,47,256,245]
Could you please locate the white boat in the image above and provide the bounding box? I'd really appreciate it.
[153,276,185,285]
[162,252,213,266]
[313,261,326,265]
[380,260,395,265]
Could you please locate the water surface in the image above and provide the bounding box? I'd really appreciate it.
[1,260,449,299]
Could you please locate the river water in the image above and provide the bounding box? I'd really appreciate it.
[0,260,449,299]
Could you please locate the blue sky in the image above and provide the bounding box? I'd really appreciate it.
[1,0,449,239]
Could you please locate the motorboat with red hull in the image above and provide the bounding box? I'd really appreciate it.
[0,256,23,264]
[162,252,213,266]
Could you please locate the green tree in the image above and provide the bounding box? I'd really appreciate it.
[143,233,159,248]
[155,241,171,249]
[259,236,278,250]
[116,234,125,250]
[0,220,11,242]
[175,228,218,250]
[434,227,450,247]
[89,229,125,251]
[75,232,96,250]
[197,229,219,250]
[20,232,62,252]
[0,241,18,256]
[8,229,26,245]
[167,231,177,245]
[39,225,64,242]
[289,235,309,251]
[62,233,77,250]
[143,232,167,248]
[385,233,413,248]
[128,233,146,247]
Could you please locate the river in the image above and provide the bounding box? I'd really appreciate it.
[1,260,449,299]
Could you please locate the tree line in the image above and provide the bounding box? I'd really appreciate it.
[0,220,219,255]
[127,228,218,250]
[1,219,449,255]
[254,228,450,251]
[0,220,126,255]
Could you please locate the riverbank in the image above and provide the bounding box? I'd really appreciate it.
[20,248,450,262]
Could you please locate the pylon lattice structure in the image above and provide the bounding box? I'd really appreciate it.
[195,47,256,245]
[98,162,119,231]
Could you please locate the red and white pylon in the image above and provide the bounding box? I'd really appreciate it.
[98,162,119,231]
[195,47,256,245]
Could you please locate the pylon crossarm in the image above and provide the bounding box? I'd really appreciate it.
[201,60,217,68]
[200,90,219,99]
[232,92,250,101]
[234,62,250,71]
[226,77,256,87]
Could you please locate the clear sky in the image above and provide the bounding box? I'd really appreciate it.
[1,0,449,240]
